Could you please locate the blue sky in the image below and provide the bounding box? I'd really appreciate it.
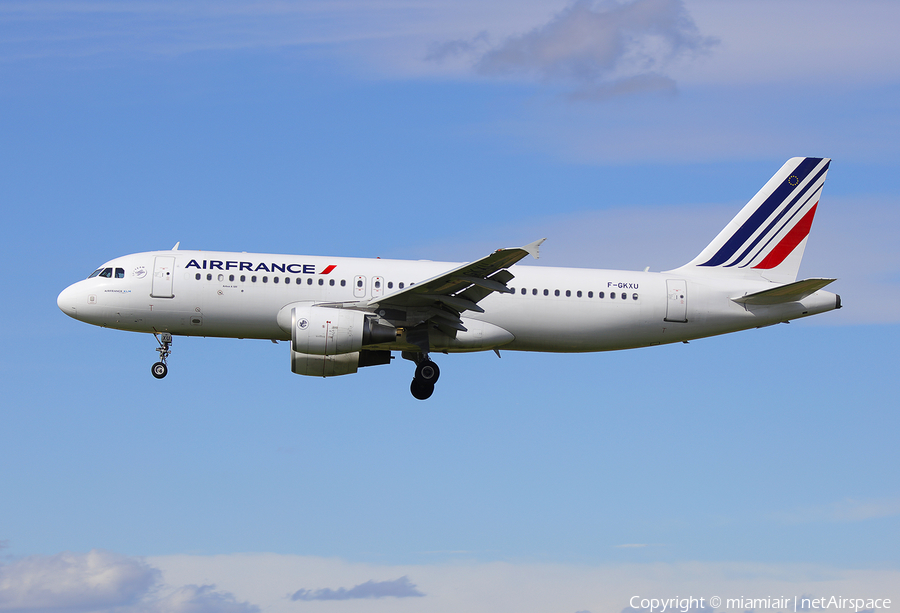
[1,1,899,612]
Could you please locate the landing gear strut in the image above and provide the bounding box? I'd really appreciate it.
[151,332,172,379]
[407,354,440,400]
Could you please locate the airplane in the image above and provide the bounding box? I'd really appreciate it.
[58,157,840,400]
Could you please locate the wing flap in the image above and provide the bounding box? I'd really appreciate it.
[458,270,515,305]
[420,293,485,313]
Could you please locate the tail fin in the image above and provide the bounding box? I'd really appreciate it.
[674,157,830,283]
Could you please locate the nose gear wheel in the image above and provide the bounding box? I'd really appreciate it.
[151,332,172,379]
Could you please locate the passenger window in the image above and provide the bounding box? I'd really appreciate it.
[240,275,246,282]
[307,278,313,285]
[621,292,626,300]
[576,291,582,297]
[207,273,212,281]
[599,291,605,299]
[554,290,560,296]
[588,291,593,298]
[543,289,549,296]
[274,276,279,283]
[611,292,616,299]
[566,290,571,297]
[329,279,335,286]
[195,273,201,280]
[229,274,235,282]
[375,280,381,289]
[262,276,268,283]
[341,280,346,287]
[284,277,290,284]
[319,279,324,286]
[251,276,257,282]
[218,274,224,282]
[633,293,639,300]
[388,282,393,289]
[521,288,526,295]
[115,268,125,278]
[399,282,405,289]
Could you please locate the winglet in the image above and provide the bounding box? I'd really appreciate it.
[522,238,546,260]
[172,242,180,251]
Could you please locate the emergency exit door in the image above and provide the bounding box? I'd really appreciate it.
[664,279,687,322]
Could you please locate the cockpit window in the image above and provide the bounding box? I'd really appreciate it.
[96,267,113,278]
[115,268,125,278]
[88,269,103,278]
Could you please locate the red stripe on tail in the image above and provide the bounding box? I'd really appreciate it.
[753,203,818,270]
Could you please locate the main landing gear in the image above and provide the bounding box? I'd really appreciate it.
[409,355,440,400]
[151,332,172,379]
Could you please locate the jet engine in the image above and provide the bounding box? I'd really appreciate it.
[287,304,395,377]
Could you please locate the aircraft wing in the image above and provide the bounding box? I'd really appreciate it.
[367,238,545,337]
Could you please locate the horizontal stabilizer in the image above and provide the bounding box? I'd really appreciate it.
[732,278,836,305]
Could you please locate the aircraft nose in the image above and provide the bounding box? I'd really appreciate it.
[57,284,79,318]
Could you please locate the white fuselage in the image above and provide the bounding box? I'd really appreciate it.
[57,249,840,353]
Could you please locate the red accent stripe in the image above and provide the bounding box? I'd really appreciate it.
[320,265,337,275]
[753,203,817,270]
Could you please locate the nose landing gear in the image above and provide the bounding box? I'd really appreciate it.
[151,332,172,379]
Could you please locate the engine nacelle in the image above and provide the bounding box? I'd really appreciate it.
[290,349,392,377]
[288,304,396,356]
[291,350,361,377]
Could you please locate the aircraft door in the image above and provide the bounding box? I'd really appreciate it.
[151,256,175,298]
[353,275,366,299]
[664,279,687,322]
[372,276,384,298]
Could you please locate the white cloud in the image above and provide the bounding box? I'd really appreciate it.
[0,550,256,613]
[0,549,157,612]
[145,584,259,613]
[291,575,425,601]
[469,0,716,99]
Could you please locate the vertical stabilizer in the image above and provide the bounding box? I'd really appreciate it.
[674,157,830,284]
